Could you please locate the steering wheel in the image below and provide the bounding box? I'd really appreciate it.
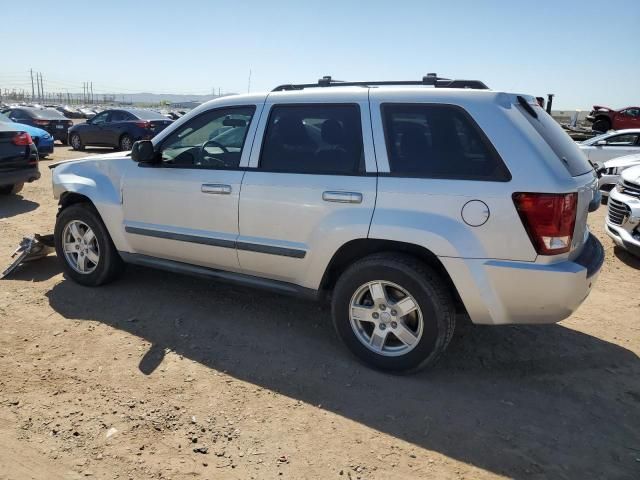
[199,140,229,167]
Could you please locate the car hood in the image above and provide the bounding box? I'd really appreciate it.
[48,150,130,170]
[620,165,640,184]
[603,153,640,169]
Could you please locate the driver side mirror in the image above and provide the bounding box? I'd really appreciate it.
[595,140,607,146]
[131,140,158,164]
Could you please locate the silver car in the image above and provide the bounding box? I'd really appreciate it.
[50,76,604,372]
[606,165,640,257]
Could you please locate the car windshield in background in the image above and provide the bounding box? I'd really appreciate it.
[29,108,67,120]
[129,109,166,120]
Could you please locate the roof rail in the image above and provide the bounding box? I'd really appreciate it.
[271,73,489,92]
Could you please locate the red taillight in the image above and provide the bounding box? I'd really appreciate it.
[135,121,151,129]
[513,192,578,255]
[33,119,50,126]
[12,132,33,146]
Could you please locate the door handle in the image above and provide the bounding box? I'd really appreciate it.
[201,184,232,195]
[322,191,363,204]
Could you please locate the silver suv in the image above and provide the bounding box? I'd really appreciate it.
[51,75,604,372]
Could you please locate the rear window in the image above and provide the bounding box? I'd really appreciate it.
[517,103,593,176]
[382,104,510,181]
[31,109,66,120]
[129,109,166,120]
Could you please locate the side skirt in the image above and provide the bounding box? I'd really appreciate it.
[118,252,319,301]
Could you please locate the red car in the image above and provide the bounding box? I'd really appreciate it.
[587,105,640,132]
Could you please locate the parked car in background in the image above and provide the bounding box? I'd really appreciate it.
[79,107,97,119]
[606,165,640,257]
[587,105,640,132]
[50,78,604,372]
[0,123,39,195]
[1,107,72,145]
[597,153,640,197]
[68,108,173,151]
[55,105,84,119]
[0,112,54,158]
[579,129,640,168]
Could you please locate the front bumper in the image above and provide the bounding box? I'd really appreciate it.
[441,233,604,325]
[605,189,640,257]
[0,166,41,187]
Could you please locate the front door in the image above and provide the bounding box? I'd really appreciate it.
[84,111,111,145]
[122,104,260,272]
[237,98,377,288]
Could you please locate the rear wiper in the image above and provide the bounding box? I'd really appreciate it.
[517,96,538,119]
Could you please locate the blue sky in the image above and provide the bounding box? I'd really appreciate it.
[1,0,638,109]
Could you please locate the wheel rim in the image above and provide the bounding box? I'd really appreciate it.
[62,220,100,274]
[71,135,81,149]
[121,136,132,150]
[349,280,424,357]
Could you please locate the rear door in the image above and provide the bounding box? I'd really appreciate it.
[237,94,377,288]
[121,104,260,272]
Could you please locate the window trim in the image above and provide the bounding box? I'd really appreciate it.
[257,102,367,176]
[379,102,511,182]
[153,105,257,171]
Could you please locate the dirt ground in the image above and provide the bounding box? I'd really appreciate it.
[0,145,639,480]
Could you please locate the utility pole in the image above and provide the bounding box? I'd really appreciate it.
[90,82,94,104]
[247,69,252,93]
[40,73,44,102]
[30,69,35,101]
[36,73,41,101]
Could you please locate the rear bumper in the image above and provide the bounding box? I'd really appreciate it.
[0,166,41,187]
[441,233,604,325]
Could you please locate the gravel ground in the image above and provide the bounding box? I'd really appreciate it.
[0,145,639,480]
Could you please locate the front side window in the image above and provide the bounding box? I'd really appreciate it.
[92,112,110,125]
[382,104,510,180]
[260,104,364,175]
[606,134,639,146]
[160,106,255,169]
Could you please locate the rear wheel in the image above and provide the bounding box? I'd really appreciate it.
[119,134,133,151]
[54,203,124,286]
[331,253,456,372]
[592,118,611,132]
[70,133,84,151]
[0,183,24,195]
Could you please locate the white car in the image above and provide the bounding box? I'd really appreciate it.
[597,153,640,197]
[579,129,640,168]
[49,75,604,372]
[606,165,640,257]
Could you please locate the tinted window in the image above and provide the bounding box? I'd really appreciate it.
[110,111,130,122]
[160,106,255,169]
[517,103,592,176]
[382,104,509,180]
[605,134,639,146]
[30,108,66,120]
[130,109,166,120]
[260,104,363,174]
[91,112,110,125]
[10,110,28,120]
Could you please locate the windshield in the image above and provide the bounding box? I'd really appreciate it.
[31,109,67,120]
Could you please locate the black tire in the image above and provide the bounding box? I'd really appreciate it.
[0,183,24,195]
[331,253,456,372]
[592,118,610,133]
[70,133,84,151]
[59,138,68,146]
[54,203,124,286]
[119,134,133,151]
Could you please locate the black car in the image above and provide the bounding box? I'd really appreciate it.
[2,107,73,144]
[68,109,173,151]
[0,123,40,195]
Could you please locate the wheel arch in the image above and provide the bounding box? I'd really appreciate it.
[319,238,464,310]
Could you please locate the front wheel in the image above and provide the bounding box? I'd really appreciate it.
[54,203,124,286]
[331,253,456,372]
[69,133,84,151]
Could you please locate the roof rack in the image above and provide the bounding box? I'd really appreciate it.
[271,73,489,92]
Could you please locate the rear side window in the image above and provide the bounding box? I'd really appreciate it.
[260,104,364,175]
[517,103,593,176]
[382,104,510,181]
